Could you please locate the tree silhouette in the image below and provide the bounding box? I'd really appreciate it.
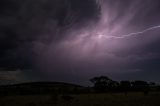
[90,76,113,92]
[132,80,149,95]
[132,81,148,90]
[120,81,131,95]
[149,82,156,86]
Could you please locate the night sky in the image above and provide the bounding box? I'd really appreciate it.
[0,0,160,85]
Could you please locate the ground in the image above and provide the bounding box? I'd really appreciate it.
[0,92,160,106]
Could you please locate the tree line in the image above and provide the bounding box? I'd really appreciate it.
[90,76,157,95]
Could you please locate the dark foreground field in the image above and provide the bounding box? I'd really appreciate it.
[1,92,160,106]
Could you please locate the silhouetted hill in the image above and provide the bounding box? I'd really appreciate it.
[11,81,83,88]
[0,82,85,95]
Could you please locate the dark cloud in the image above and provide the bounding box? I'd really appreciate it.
[0,0,101,69]
[0,0,160,85]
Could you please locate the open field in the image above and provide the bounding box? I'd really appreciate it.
[0,92,160,106]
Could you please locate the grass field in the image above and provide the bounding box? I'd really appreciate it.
[0,92,160,106]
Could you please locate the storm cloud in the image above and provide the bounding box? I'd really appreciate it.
[0,0,100,68]
[0,0,160,85]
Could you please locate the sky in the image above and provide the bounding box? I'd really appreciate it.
[0,0,160,85]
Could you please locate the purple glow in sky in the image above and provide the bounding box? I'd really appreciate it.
[0,0,160,85]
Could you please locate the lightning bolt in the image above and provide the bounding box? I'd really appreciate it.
[97,25,160,39]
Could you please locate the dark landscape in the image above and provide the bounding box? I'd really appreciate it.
[1,76,160,106]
